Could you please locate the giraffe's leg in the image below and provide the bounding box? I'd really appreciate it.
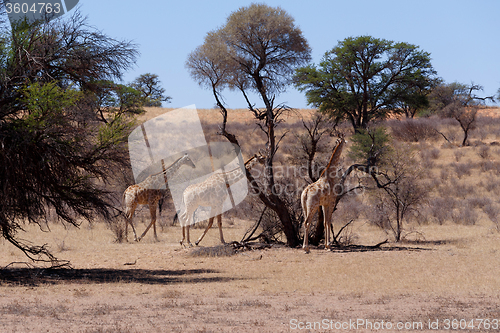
[125,203,138,242]
[195,216,214,246]
[180,226,186,246]
[138,204,157,241]
[153,212,158,241]
[186,225,192,246]
[180,226,193,247]
[180,206,194,247]
[125,216,128,242]
[179,225,189,246]
[216,214,225,244]
[129,220,138,242]
[301,188,311,253]
[302,205,318,254]
[179,209,187,246]
[323,205,331,249]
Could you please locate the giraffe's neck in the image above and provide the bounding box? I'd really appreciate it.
[320,139,345,181]
[163,155,190,178]
[141,155,189,188]
[219,154,260,187]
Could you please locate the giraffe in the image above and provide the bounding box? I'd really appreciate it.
[301,136,345,253]
[123,153,196,241]
[179,153,264,247]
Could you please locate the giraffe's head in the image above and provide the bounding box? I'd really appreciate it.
[181,153,196,169]
[245,151,266,169]
[254,151,266,165]
[336,132,346,145]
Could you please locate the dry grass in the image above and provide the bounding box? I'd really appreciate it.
[2,106,500,332]
[1,220,500,332]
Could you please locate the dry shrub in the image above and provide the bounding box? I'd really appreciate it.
[336,194,364,222]
[389,118,438,142]
[451,162,473,179]
[477,145,491,159]
[367,201,392,230]
[420,148,440,169]
[108,216,127,243]
[454,149,465,162]
[259,208,286,243]
[452,203,479,225]
[467,197,492,209]
[449,179,476,199]
[332,194,364,245]
[440,168,450,181]
[483,204,500,230]
[479,160,497,173]
[429,148,440,159]
[420,151,435,169]
[474,126,489,141]
[484,179,500,194]
[428,197,456,224]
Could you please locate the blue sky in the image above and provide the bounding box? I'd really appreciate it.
[77,0,499,109]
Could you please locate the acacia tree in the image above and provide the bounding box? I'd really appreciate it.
[394,84,433,118]
[131,73,171,107]
[429,82,495,146]
[294,36,436,132]
[347,128,428,242]
[0,13,138,262]
[186,4,311,247]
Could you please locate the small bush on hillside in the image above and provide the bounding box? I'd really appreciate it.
[451,162,473,178]
[428,197,458,225]
[454,149,465,162]
[483,204,500,230]
[389,118,439,142]
[477,145,491,159]
[452,203,479,225]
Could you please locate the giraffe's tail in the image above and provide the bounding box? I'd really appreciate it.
[158,197,164,216]
[172,210,180,225]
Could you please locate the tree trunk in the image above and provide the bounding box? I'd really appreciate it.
[461,128,469,147]
[271,194,300,247]
[217,102,300,247]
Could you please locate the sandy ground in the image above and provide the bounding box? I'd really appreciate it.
[2,106,500,332]
[1,220,500,332]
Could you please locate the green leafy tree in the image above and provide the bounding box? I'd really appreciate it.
[294,36,436,132]
[349,127,391,167]
[89,80,144,124]
[131,73,171,107]
[186,3,311,247]
[393,84,434,118]
[0,13,138,262]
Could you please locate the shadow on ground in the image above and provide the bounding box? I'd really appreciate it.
[328,243,434,253]
[0,267,241,287]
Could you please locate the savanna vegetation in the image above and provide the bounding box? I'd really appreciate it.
[1,3,500,331]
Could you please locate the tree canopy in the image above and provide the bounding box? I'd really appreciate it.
[131,73,171,107]
[429,82,495,146]
[0,13,139,262]
[294,36,436,132]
